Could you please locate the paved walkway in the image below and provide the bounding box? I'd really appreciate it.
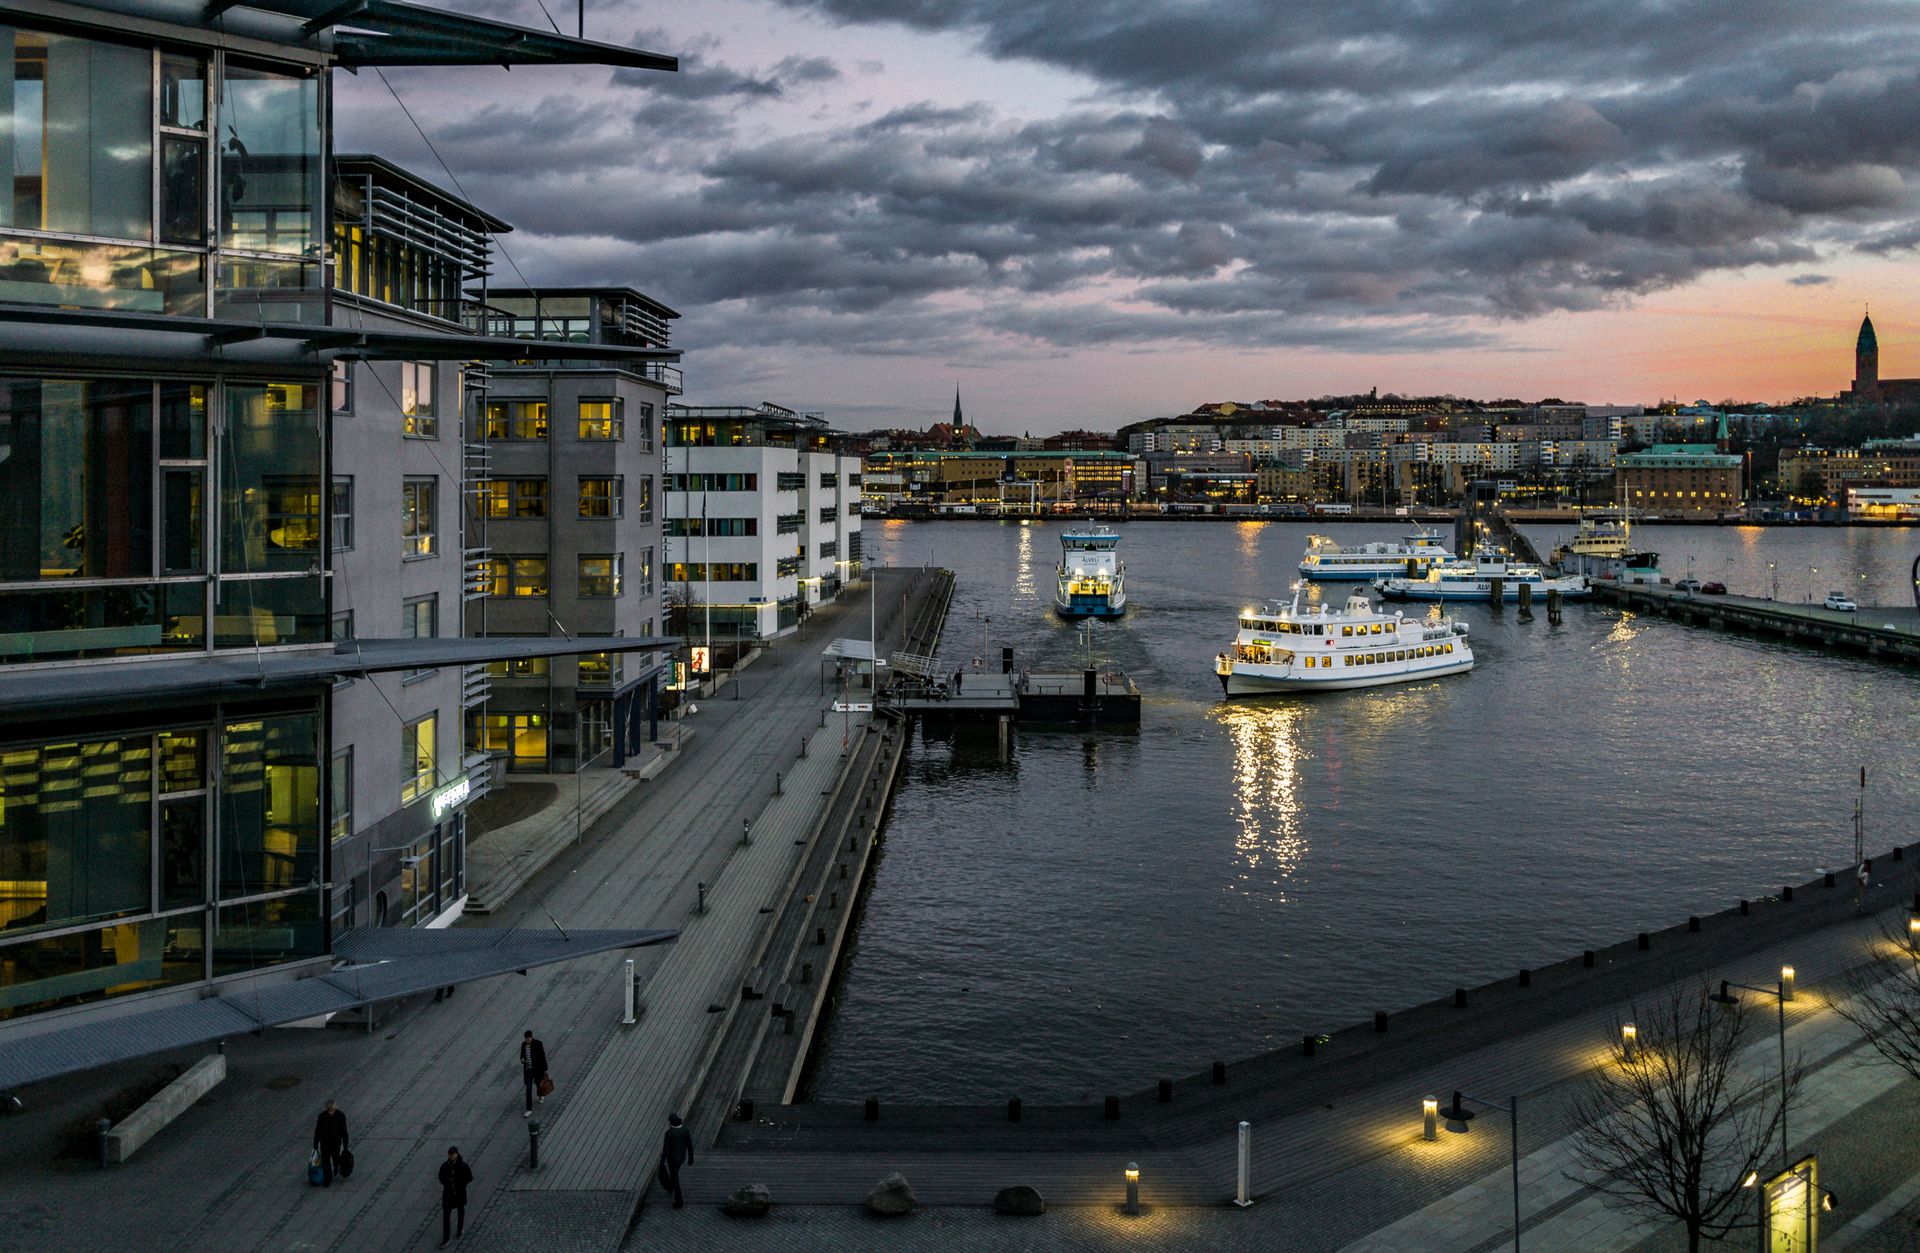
[0,572,929,1253]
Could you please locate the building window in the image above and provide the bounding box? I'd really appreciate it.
[579,554,623,598]
[330,477,353,552]
[579,477,624,518]
[485,400,548,441]
[668,562,757,582]
[330,748,353,843]
[819,540,838,559]
[331,361,354,414]
[820,472,836,488]
[819,506,836,523]
[485,556,548,598]
[778,472,806,492]
[478,477,548,519]
[402,478,437,558]
[666,473,756,492]
[636,402,655,452]
[330,610,354,641]
[401,362,437,437]
[470,712,547,773]
[402,715,436,804]
[579,399,623,440]
[402,594,437,641]
[578,652,620,687]
[487,654,549,677]
[580,700,613,763]
[635,546,655,596]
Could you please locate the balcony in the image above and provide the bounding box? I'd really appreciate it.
[640,362,683,394]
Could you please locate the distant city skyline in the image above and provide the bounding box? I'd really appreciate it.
[343,1,1920,434]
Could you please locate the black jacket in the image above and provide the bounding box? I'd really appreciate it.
[519,1037,548,1077]
[313,1109,348,1150]
[439,1158,474,1206]
[662,1124,693,1167]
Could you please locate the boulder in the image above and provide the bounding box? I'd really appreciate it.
[992,1185,1045,1216]
[722,1183,772,1218]
[866,1172,916,1216]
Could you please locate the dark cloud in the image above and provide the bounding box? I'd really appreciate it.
[349,0,1920,375]
[1788,274,1835,286]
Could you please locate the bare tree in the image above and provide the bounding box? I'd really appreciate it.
[663,582,702,639]
[1567,985,1803,1253]
[1829,921,1920,1080]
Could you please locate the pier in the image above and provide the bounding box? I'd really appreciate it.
[1594,580,1920,663]
[881,666,1141,723]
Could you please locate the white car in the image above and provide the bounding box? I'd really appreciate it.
[1823,593,1857,612]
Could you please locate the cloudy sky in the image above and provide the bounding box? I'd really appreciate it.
[337,0,1920,432]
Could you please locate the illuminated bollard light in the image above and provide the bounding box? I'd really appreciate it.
[1621,1022,1638,1063]
[1422,1096,1438,1142]
[1781,965,1796,1003]
[1124,1162,1140,1215]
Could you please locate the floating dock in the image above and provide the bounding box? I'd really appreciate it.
[881,666,1140,724]
[1594,581,1920,663]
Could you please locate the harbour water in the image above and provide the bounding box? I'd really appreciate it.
[809,520,1920,1104]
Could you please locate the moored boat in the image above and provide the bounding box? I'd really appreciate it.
[1214,586,1472,696]
[1056,527,1127,618]
[1373,546,1590,602]
[1299,528,1455,580]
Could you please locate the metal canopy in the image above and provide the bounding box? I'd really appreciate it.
[217,0,678,72]
[0,306,681,364]
[0,636,680,716]
[0,926,678,1090]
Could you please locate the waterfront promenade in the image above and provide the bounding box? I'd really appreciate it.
[0,569,932,1253]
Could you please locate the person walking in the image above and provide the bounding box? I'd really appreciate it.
[659,1113,694,1208]
[952,669,964,695]
[438,1146,473,1246]
[517,1030,548,1116]
[312,1099,348,1187]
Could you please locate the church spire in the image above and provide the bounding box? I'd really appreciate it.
[953,385,964,428]
[1856,307,1879,397]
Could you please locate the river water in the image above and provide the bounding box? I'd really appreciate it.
[809,520,1920,1104]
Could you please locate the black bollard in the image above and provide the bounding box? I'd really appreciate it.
[1637,932,1650,950]
[1583,949,1596,968]
[1212,1060,1227,1085]
[865,1097,879,1122]
[1518,969,1531,988]
[1689,916,1701,932]
[1301,1035,1316,1057]
[816,926,827,945]
[737,1099,754,1122]
[1008,1097,1022,1123]
[829,892,838,910]
[1453,987,1468,1008]
[1374,1011,1389,1032]
[1896,847,1905,861]
[697,881,707,915]
[1104,1095,1120,1121]
[1157,1079,1172,1103]
[840,863,848,880]
[800,736,807,759]
[801,963,813,985]
[1783,885,1794,901]
[528,1119,541,1169]
[1823,871,1835,888]
[1740,898,1750,915]
[775,772,783,796]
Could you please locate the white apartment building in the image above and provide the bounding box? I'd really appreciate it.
[664,404,863,645]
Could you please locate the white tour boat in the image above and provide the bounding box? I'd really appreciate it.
[1298,528,1456,580]
[1372,546,1590,602]
[1214,586,1473,696]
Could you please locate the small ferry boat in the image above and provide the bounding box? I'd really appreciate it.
[1550,513,1662,585]
[1372,546,1591,602]
[1298,528,1455,580]
[1215,586,1472,696]
[1055,527,1127,618]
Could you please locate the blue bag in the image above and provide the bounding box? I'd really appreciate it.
[308,1151,326,1186]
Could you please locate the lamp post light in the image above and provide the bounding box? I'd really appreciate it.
[1710,978,1791,1168]
[1621,1022,1639,1063]
[1124,1162,1140,1215]
[1442,1091,1521,1251]
[1780,965,1796,1003]
[1422,1095,1439,1142]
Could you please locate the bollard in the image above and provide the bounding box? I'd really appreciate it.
[1008,1097,1022,1123]
[1637,932,1650,950]
[829,892,838,910]
[1689,916,1701,933]
[1212,1060,1227,1085]
[1783,885,1794,901]
[816,926,827,945]
[800,736,807,759]
[1896,846,1905,862]
[1453,987,1468,1008]
[840,863,848,880]
[1782,965,1797,1002]
[737,1099,754,1122]
[1301,1034,1316,1057]
[622,958,637,1025]
[783,1009,794,1035]
[743,819,752,846]
[775,772,783,796]
[865,1097,879,1122]
[1104,1095,1120,1121]
[1583,949,1596,968]
[97,1117,110,1169]
[1823,871,1835,888]
[1740,898,1750,916]
[1518,969,1531,988]
[801,962,813,985]
[1235,1121,1253,1208]
[1157,1078,1172,1103]
[528,1119,541,1169]
[1125,1162,1140,1215]
[1374,1011,1389,1032]
[697,881,707,915]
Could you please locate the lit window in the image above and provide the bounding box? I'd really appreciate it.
[578,554,622,598]
[579,398,623,440]
[401,362,437,437]
[402,714,436,804]
[401,478,437,557]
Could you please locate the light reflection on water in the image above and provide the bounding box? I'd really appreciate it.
[810,519,1920,1103]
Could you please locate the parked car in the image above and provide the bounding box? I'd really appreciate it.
[1823,593,1857,612]
[1700,581,1726,595]
[1674,578,1701,592]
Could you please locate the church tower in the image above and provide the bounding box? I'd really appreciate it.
[1854,311,1879,398]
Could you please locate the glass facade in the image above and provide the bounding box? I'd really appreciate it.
[0,710,323,1022]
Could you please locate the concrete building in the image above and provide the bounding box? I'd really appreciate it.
[473,287,680,774]
[664,404,863,646]
[0,1,681,1066]
[1616,444,1744,519]
[1846,486,1920,520]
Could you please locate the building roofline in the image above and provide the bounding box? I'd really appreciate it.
[335,152,513,233]
[484,285,681,320]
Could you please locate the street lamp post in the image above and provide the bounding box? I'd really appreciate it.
[1710,975,1792,1169]
[1441,1091,1521,1251]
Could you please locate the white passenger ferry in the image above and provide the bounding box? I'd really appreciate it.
[1372,547,1591,602]
[1298,529,1455,580]
[1055,527,1127,618]
[1214,587,1473,696]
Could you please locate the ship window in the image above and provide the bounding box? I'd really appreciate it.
[1343,656,1353,666]
[1342,625,1353,636]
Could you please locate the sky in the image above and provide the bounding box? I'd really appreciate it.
[336,0,1920,433]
